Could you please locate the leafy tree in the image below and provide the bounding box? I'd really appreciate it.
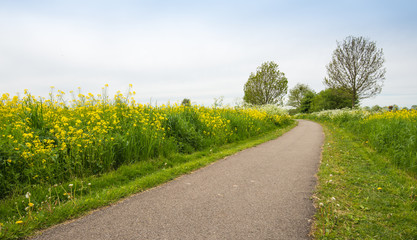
[299,91,316,113]
[311,88,352,112]
[243,61,288,105]
[181,98,191,107]
[411,105,417,110]
[324,36,386,108]
[362,106,371,111]
[287,83,314,109]
[371,105,382,112]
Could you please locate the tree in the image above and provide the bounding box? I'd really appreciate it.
[243,61,288,105]
[181,98,191,107]
[371,105,382,112]
[324,36,386,108]
[311,88,352,112]
[287,83,314,109]
[299,91,316,113]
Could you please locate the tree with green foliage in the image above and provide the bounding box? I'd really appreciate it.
[243,61,288,105]
[371,105,382,112]
[324,36,386,108]
[287,83,314,110]
[311,88,352,112]
[181,98,191,107]
[299,91,316,113]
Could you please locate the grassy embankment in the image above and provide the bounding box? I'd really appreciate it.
[299,109,417,239]
[0,88,294,239]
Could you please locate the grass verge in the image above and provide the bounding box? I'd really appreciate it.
[312,123,417,239]
[0,121,297,239]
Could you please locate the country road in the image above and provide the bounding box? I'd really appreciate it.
[31,120,324,240]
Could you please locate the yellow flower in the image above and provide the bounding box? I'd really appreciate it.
[377,187,382,190]
[28,202,34,207]
[7,159,12,163]
[16,220,23,224]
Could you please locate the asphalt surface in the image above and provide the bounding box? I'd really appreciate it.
[31,120,324,240]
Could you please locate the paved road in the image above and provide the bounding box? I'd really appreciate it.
[32,120,324,240]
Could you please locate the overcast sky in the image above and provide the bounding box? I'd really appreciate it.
[1,0,416,107]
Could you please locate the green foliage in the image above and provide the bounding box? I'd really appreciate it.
[243,61,288,105]
[310,88,353,112]
[297,88,352,113]
[299,91,316,113]
[324,36,386,108]
[287,83,314,109]
[371,105,382,112]
[181,98,191,107]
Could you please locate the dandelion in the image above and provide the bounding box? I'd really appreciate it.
[16,220,23,224]
[330,197,336,201]
[88,183,91,186]
[25,192,31,199]
[69,184,73,188]
[28,202,34,207]
[377,187,382,190]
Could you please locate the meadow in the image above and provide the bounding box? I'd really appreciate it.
[298,108,417,238]
[298,108,417,176]
[0,86,292,238]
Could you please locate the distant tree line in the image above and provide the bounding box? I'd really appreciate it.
[242,36,390,114]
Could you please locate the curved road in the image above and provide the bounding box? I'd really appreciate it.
[32,120,324,240]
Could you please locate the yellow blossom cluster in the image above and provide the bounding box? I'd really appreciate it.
[365,109,417,122]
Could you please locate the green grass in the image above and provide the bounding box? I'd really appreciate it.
[313,123,417,239]
[298,109,417,176]
[0,121,297,239]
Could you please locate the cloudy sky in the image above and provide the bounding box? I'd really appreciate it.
[1,0,416,107]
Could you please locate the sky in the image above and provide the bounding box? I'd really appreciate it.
[1,0,416,107]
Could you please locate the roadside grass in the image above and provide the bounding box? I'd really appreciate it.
[313,123,417,239]
[0,121,297,239]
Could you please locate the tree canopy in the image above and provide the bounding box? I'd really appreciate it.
[324,36,386,108]
[287,83,314,109]
[298,88,353,113]
[311,88,353,112]
[181,98,191,107]
[243,61,288,105]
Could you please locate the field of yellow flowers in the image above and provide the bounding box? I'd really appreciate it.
[0,87,291,200]
[299,108,417,175]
